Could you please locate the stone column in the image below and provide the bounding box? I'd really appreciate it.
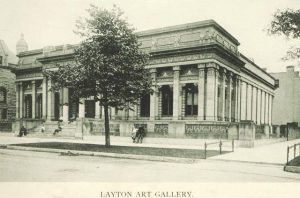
[269,95,273,126]
[246,84,252,120]
[78,99,85,118]
[15,83,20,119]
[252,86,257,123]
[206,63,217,121]
[197,63,205,120]
[265,93,269,125]
[19,82,23,118]
[261,91,265,124]
[235,76,240,122]
[47,79,54,121]
[32,81,36,119]
[172,66,180,120]
[256,89,261,125]
[240,80,247,120]
[95,101,101,119]
[221,68,226,121]
[227,72,232,122]
[42,77,47,119]
[62,88,69,122]
[150,68,157,120]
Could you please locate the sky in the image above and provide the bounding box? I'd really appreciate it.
[0,0,299,72]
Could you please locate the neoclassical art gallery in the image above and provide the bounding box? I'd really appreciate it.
[12,20,278,143]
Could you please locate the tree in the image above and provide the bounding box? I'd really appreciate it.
[267,8,300,61]
[46,5,152,147]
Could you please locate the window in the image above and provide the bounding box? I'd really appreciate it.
[0,56,2,65]
[161,85,173,116]
[185,84,198,116]
[36,94,42,119]
[85,100,95,118]
[0,109,7,120]
[24,94,32,118]
[0,87,6,103]
[140,94,150,117]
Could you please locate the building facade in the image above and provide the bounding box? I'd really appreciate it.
[270,66,300,125]
[13,20,277,142]
[0,39,18,131]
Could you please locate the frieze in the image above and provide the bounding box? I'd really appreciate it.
[154,124,168,136]
[156,77,173,83]
[156,36,175,47]
[185,124,228,138]
[17,72,43,80]
[149,53,213,65]
[180,76,198,81]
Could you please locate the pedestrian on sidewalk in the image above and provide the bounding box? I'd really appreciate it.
[18,126,27,137]
[136,126,145,144]
[131,126,138,143]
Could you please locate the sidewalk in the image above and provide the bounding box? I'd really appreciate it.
[0,132,298,165]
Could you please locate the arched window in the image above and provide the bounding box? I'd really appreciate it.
[0,87,7,103]
[185,84,198,116]
[161,85,173,116]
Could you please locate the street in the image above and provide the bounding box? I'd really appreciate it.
[0,149,299,182]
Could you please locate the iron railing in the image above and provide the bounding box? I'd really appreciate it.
[286,143,300,165]
[204,139,234,159]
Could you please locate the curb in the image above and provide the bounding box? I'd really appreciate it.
[3,145,199,164]
[207,158,284,166]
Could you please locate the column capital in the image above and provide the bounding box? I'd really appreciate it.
[197,63,206,69]
[206,62,219,69]
[149,68,157,73]
[173,65,181,71]
[32,80,36,84]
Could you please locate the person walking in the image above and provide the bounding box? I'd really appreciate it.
[131,126,138,143]
[136,126,145,143]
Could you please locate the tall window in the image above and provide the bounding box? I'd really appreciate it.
[24,94,32,118]
[0,109,7,120]
[36,94,42,118]
[161,85,173,116]
[0,87,6,103]
[85,100,95,118]
[54,92,60,120]
[68,88,79,120]
[185,84,198,116]
[0,56,2,65]
[140,94,150,117]
[217,75,222,120]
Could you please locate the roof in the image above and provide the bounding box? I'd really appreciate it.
[136,20,240,46]
[0,39,18,65]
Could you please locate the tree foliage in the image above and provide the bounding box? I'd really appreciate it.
[268,8,300,39]
[45,5,152,146]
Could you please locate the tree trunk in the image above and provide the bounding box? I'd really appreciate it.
[104,104,110,147]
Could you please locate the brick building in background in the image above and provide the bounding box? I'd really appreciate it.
[0,39,18,131]
[270,66,300,139]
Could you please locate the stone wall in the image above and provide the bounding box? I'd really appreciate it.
[0,67,16,132]
[287,122,300,140]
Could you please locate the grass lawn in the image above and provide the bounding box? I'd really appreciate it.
[11,142,229,159]
[288,156,300,166]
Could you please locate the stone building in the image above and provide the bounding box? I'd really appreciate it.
[0,39,18,131]
[13,20,277,144]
